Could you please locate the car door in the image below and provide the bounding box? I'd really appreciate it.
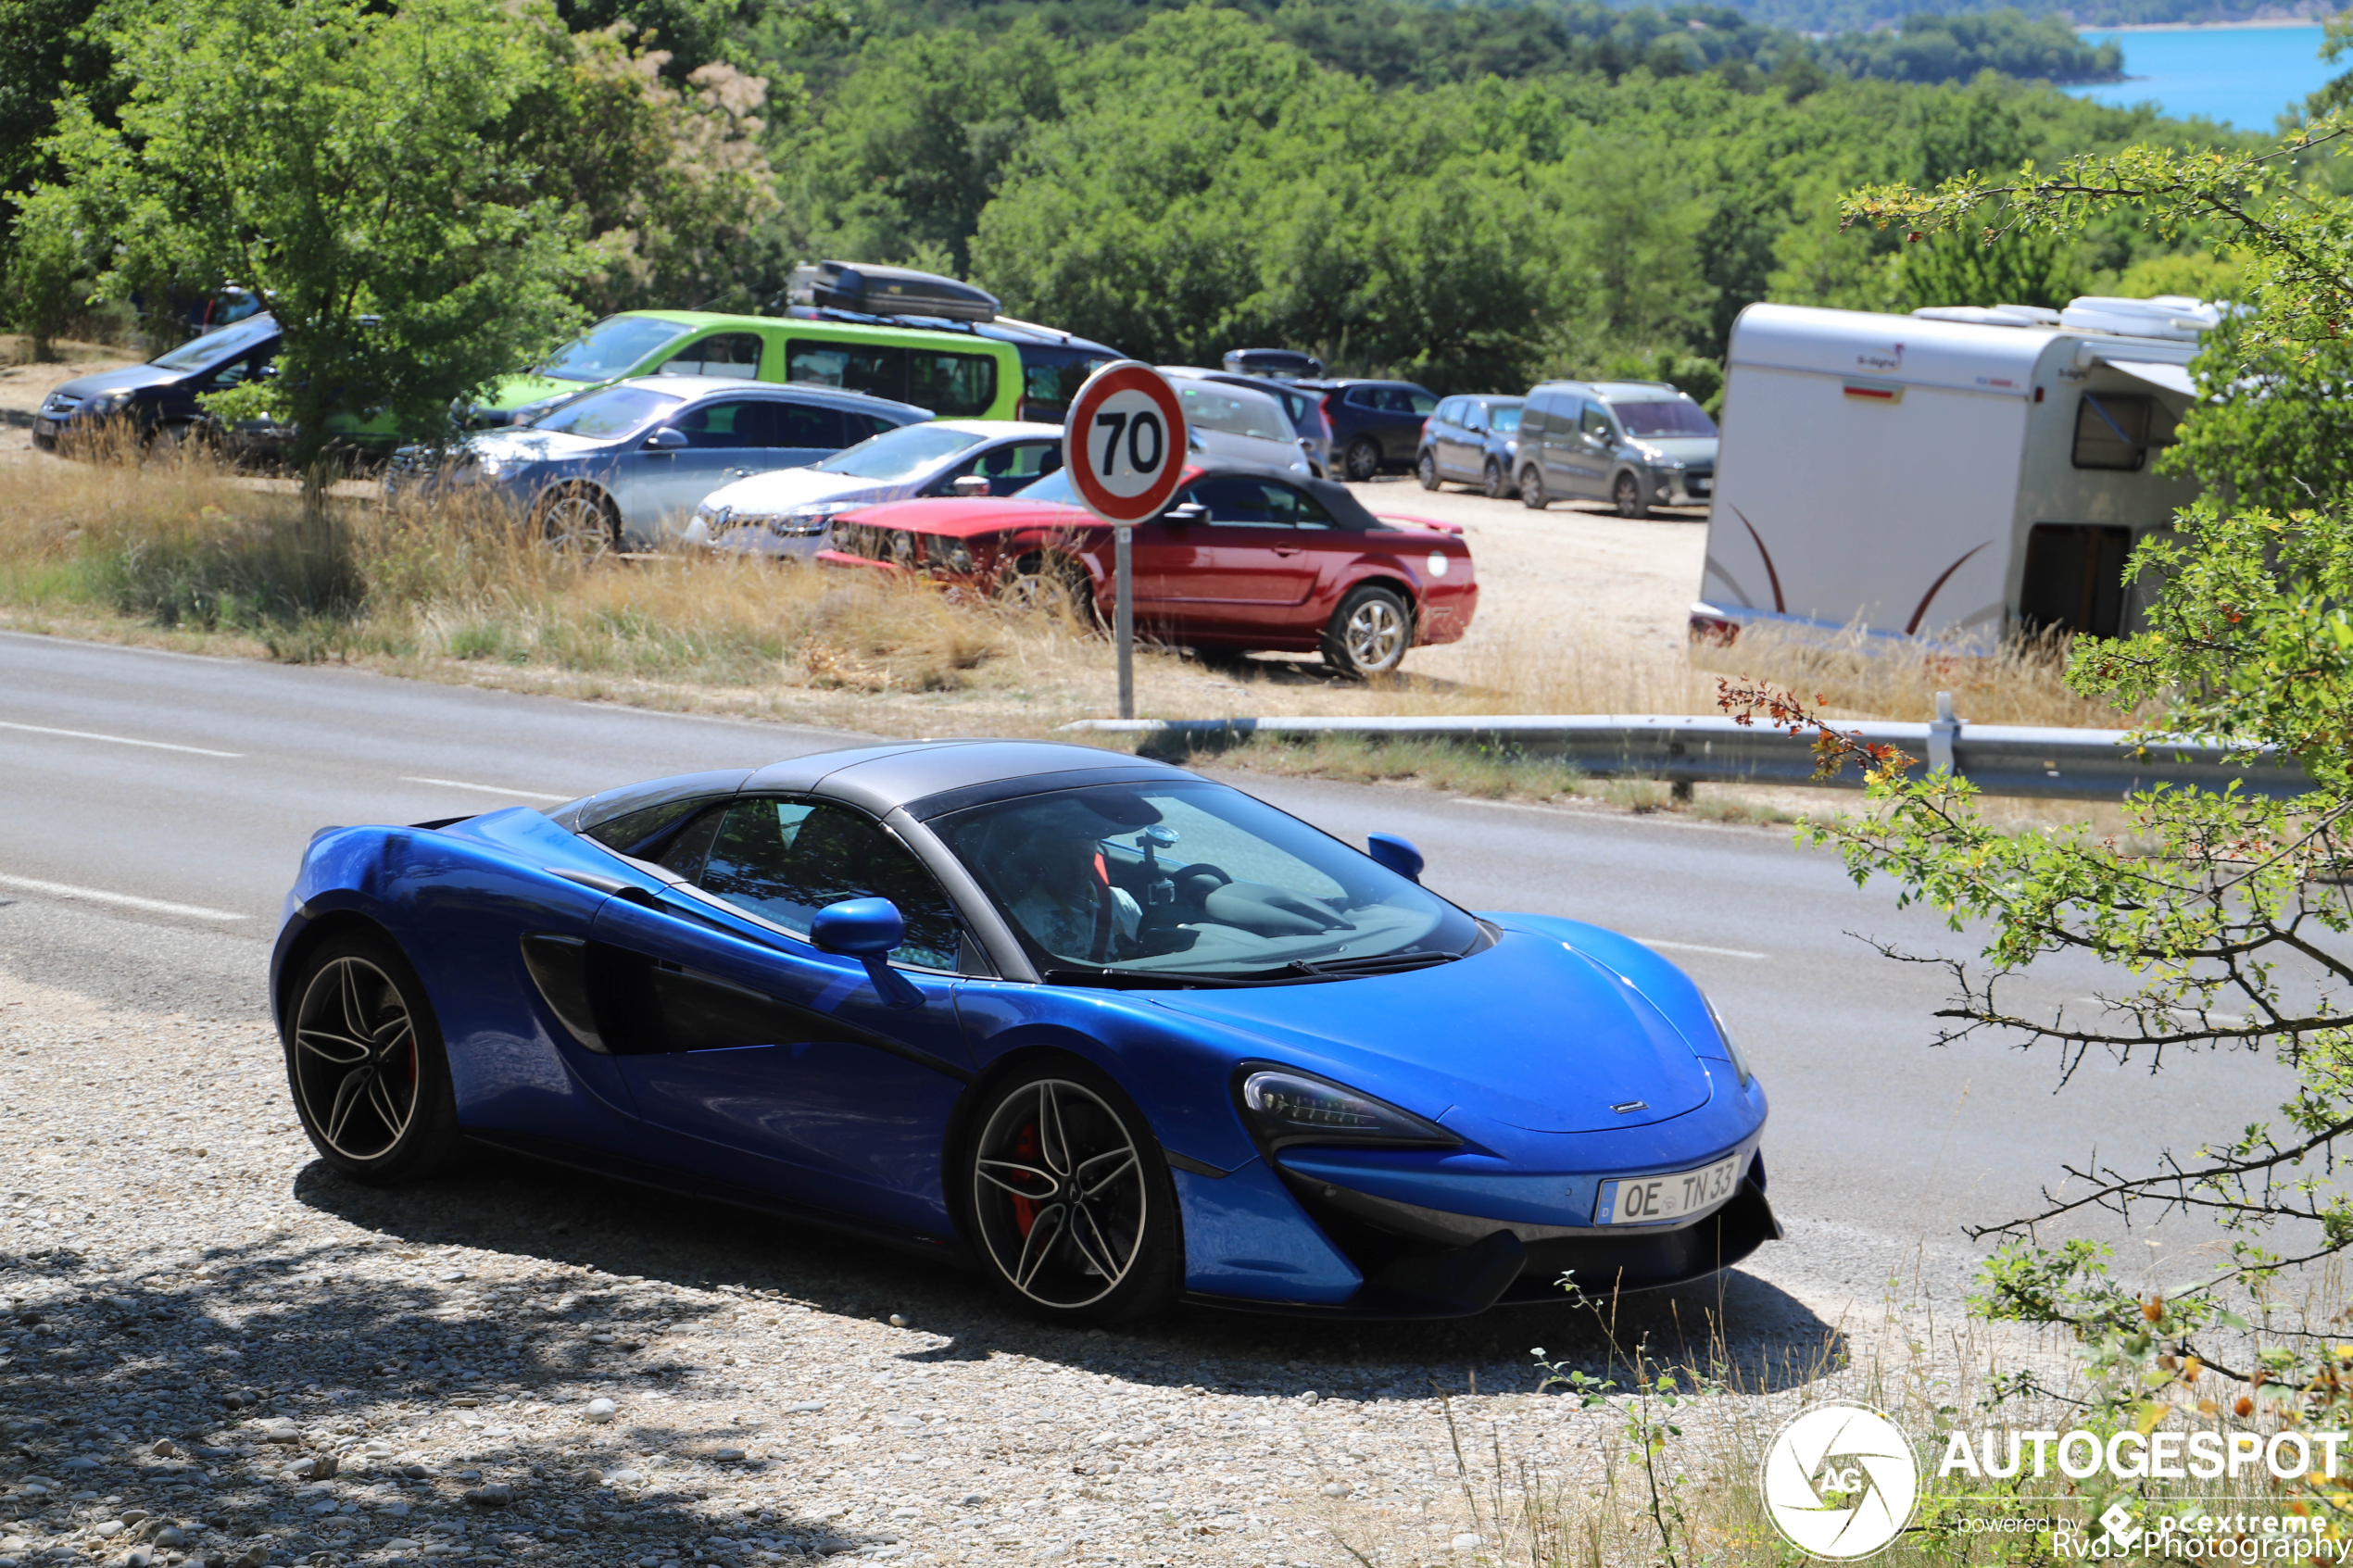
[1146,475,1322,634]
[595,797,976,1235]
[1428,398,1463,478]
[617,397,787,539]
[1531,392,1579,492]
[1573,399,1626,498]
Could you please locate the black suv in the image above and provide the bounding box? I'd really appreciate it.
[1293,379,1440,482]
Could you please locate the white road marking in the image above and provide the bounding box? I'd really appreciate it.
[0,720,243,758]
[1631,937,1768,960]
[1450,797,1581,815]
[400,776,571,802]
[0,872,247,921]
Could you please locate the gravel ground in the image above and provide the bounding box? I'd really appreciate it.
[0,900,1865,1568]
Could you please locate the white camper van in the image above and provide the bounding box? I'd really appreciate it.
[1692,296,2218,652]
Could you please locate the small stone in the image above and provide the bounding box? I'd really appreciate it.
[94,1522,126,1538]
[149,1441,178,1458]
[59,1457,98,1472]
[120,1548,154,1568]
[957,1494,985,1507]
[1453,1534,1485,1550]
[784,1401,825,1414]
[585,1399,616,1424]
[603,1468,644,1486]
[384,1540,421,1553]
[283,1458,317,1479]
[1321,1481,1351,1497]
[1301,1390,1321,1403]
[461,1484,513,1508]
[887,1314,907,1327]
[152,1528,186,1549]
[712,1449,744,1462]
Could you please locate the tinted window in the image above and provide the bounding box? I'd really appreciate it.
[671,398,777,448]
[659,332,764,378]
[1490,404,1523,433]
[1020,347,1117,420]
[583,797,714,857]
[1580,401,1615,440]
[788,338,999,418]
[2073,393,2156,471]
[698,799,960,970]
[1344,386,1381,408]
[533,386,685,438]
[1176,383,1291,443]
[775,402,850,449]
[949,440,1062,494]
[1405,391,1439,416]
[1612,399,1717,439]
[542,316,696,383]
[1181,476,1328,527]
[1434,398,1461,424]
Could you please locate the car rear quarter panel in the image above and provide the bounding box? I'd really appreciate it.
[278,812,648,1138]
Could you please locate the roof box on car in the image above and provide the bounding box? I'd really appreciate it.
[1222,347,1324,379]
[790,261,1000,323]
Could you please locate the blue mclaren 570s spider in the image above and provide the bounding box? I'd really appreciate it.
[272,740,1777,1323]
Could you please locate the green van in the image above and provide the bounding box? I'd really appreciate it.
[468,311,1024,428]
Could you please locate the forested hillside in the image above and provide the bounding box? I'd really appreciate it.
[754,4,2242,390]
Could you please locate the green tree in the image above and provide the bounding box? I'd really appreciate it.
[21,0,585,502]
[1782,115,2353,1391]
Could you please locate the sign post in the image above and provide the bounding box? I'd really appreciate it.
[1062,361,1188,721]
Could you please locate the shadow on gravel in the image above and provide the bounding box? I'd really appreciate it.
[293,1145,1845,1401]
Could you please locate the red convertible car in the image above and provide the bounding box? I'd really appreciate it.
[814,465,1477,677]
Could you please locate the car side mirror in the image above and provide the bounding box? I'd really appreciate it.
[1163,502,1208,526]
[950,474,991,497]
[1365,833,1424,884]
[812,897,923,1009]
[256,363,280,381]
[644,426,688,451]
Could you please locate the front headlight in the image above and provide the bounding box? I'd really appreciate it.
[773,505,842,538]
[1236,1065,1460,1150]
[472,451,524,479]
[1703,994,1754,1088]
[920,535,975,573]
[85,389,133,416]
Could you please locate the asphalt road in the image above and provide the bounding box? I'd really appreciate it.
[0,629,2306,1315]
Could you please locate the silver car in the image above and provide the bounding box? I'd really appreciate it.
[1162,371,1315,477]
[383,376,930,551]
[689,420,1069,561]
[1515,379,1718,517]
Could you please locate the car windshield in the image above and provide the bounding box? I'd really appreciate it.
[540,317,697,383]
[1614,399,1717,439]
[1008,469,1085,507]
[935,780,1481,982]
[530,385,683,438]
[1490,405,1523,433]
[815,424,978,480]
[1178,384,1292,444]
[151,317,276,373]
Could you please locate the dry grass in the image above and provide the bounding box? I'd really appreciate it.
[0,450,2154,827]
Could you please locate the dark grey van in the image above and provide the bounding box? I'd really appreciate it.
[1516,380,1718,517]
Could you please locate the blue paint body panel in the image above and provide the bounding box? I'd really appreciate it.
[270,746,1775,1318]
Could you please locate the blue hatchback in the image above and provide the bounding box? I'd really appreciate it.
[272,742,1775,1322]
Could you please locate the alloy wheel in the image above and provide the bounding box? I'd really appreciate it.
[291,957,419,1161]
[1483,458,1510,500]
[1344,438,1381,483]
[1343,594,1407,672]
[541,490,617,557]
[971,1078,1148,1310]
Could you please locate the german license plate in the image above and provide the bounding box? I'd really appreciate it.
[1594,1153,1742,1225]
[34,419,57,437]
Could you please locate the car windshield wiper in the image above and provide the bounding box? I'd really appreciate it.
[1286,949,1462,978]
[1040,966,1340,990]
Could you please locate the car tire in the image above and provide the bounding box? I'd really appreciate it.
[963,1059,1183,1324]
[143,421,204,465]
[1322,583,1414,679]
[1614,472,1650,519]
[1518,466,1549,509]
[1001,553,1098,626]
[534,484,623,558]
[282,928,463,1185]
[1416,450,1440,491]
[1483,458,1512,500]
[1343,437,1382,483]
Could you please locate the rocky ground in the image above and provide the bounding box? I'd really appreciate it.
[0,907,1854,1568]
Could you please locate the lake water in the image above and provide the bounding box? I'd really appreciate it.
[2063,23,2331,131]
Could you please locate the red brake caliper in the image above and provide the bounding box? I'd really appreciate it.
[1010,1121,1041,1238]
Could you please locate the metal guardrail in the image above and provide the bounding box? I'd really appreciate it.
[1060,695,2309,801]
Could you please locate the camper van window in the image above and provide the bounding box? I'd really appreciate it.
[659,332,765,378]
[1579,402,1616,443]
[786,339,999,418]
[2071,393,2155,471]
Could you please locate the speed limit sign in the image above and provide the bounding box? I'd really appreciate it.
[1063,362,1189,719]
[1064,361,1189,525]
